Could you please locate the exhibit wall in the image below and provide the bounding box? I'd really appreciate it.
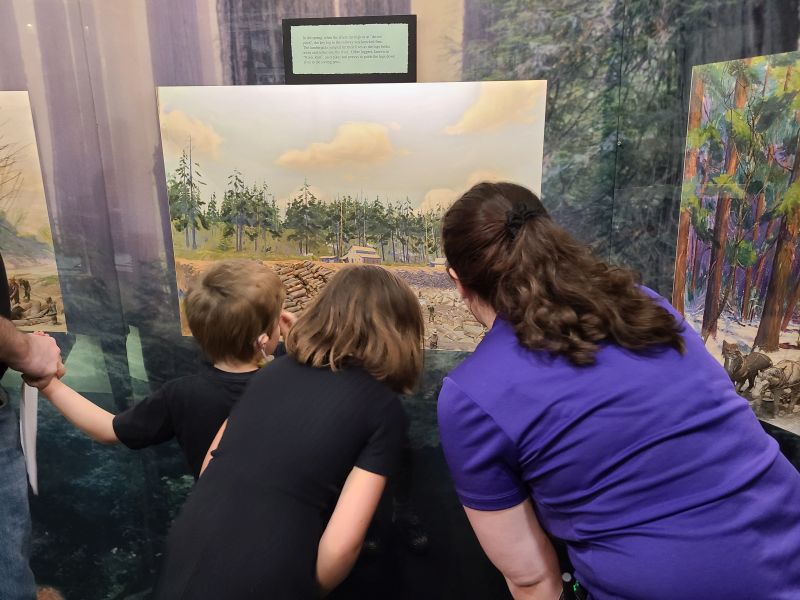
[0,1,799,598]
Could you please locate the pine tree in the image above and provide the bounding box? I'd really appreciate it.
[170,141,208,250]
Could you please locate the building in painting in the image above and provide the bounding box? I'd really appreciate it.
[343,246,381,265]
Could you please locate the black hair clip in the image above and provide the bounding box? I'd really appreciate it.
[505,202,545,238]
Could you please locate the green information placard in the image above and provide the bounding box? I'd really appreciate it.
[283,16,416,84]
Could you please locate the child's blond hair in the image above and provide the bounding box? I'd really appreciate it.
[185,260,285,362]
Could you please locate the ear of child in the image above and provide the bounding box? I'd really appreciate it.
[278,310,297,339]
[256,321,281,359]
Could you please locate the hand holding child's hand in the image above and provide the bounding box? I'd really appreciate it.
[279,310,297,339]
[18,332,65,389]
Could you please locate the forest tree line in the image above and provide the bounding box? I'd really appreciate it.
[675,55,800,352]
[167,144,445,263]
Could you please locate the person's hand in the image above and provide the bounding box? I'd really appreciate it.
[15,332,64,389]
[279,310,297,339]
[37,375,65,398]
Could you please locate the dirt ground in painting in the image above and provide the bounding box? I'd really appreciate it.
[7,263,66,332]
[690,312,800,435]
[174,258,485,352]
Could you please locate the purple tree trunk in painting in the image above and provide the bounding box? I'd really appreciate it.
[741,192,766,320]
[754,133,800,351]
[754,214,799,350]
[701,73,747,341]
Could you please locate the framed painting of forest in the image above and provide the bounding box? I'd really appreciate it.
[673,52,800,433]
[157,81,546,351]
[0,91,66,331]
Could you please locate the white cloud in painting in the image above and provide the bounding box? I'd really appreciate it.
[418,188,459,214]
[276,183,331,214]
[444,81,545,135]
[417,169,506,213]
[276,122,398,169]
[465,169,505,188]
[160,109,222,159]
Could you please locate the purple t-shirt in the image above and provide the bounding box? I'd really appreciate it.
[438,289,800,599]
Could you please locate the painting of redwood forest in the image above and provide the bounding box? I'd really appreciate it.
[674,52,800,433]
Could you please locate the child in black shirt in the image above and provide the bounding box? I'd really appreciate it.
[38,260,289,478]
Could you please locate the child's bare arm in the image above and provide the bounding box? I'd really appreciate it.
[316,467,387,595]
[41,379,119,444]
[200,419,227,476]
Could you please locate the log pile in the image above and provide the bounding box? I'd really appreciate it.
[272,261,334,313]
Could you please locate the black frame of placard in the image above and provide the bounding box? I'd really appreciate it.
[282,15,417,84]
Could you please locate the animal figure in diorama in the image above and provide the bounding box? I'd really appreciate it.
[759,359,800,418]
[721,340,772,393]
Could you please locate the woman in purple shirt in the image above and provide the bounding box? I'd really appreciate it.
[437,182,800,600]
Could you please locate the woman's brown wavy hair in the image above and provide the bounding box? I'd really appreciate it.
[286,265,424,393]
[442,182,684,366]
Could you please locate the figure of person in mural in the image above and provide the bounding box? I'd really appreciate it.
[429,329,439,350]
[44,297,57,323]
[20,279,30,302]
[10,305,26,321]
[437,182,800,600]
[8,276,20,305]
[0,251,64,600]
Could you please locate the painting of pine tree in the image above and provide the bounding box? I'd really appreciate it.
[158,81,546,350]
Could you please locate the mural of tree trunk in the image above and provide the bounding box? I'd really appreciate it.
[754,218,778,295]
[741,191,766,319]
[673,212,691,312]
[754,211,800,350]
[673,74,705,313]
[781,275,800,330]
[691,234,702,293]
[701,70,748,340]
[755,132,800,351]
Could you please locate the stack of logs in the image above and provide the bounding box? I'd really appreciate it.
[273,261,334,313]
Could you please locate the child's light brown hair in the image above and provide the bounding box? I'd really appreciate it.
[185,260,285,363]
[286,265,424,393]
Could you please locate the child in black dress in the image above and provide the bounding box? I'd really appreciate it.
[38,260,290,479]
[154,266,425,599]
